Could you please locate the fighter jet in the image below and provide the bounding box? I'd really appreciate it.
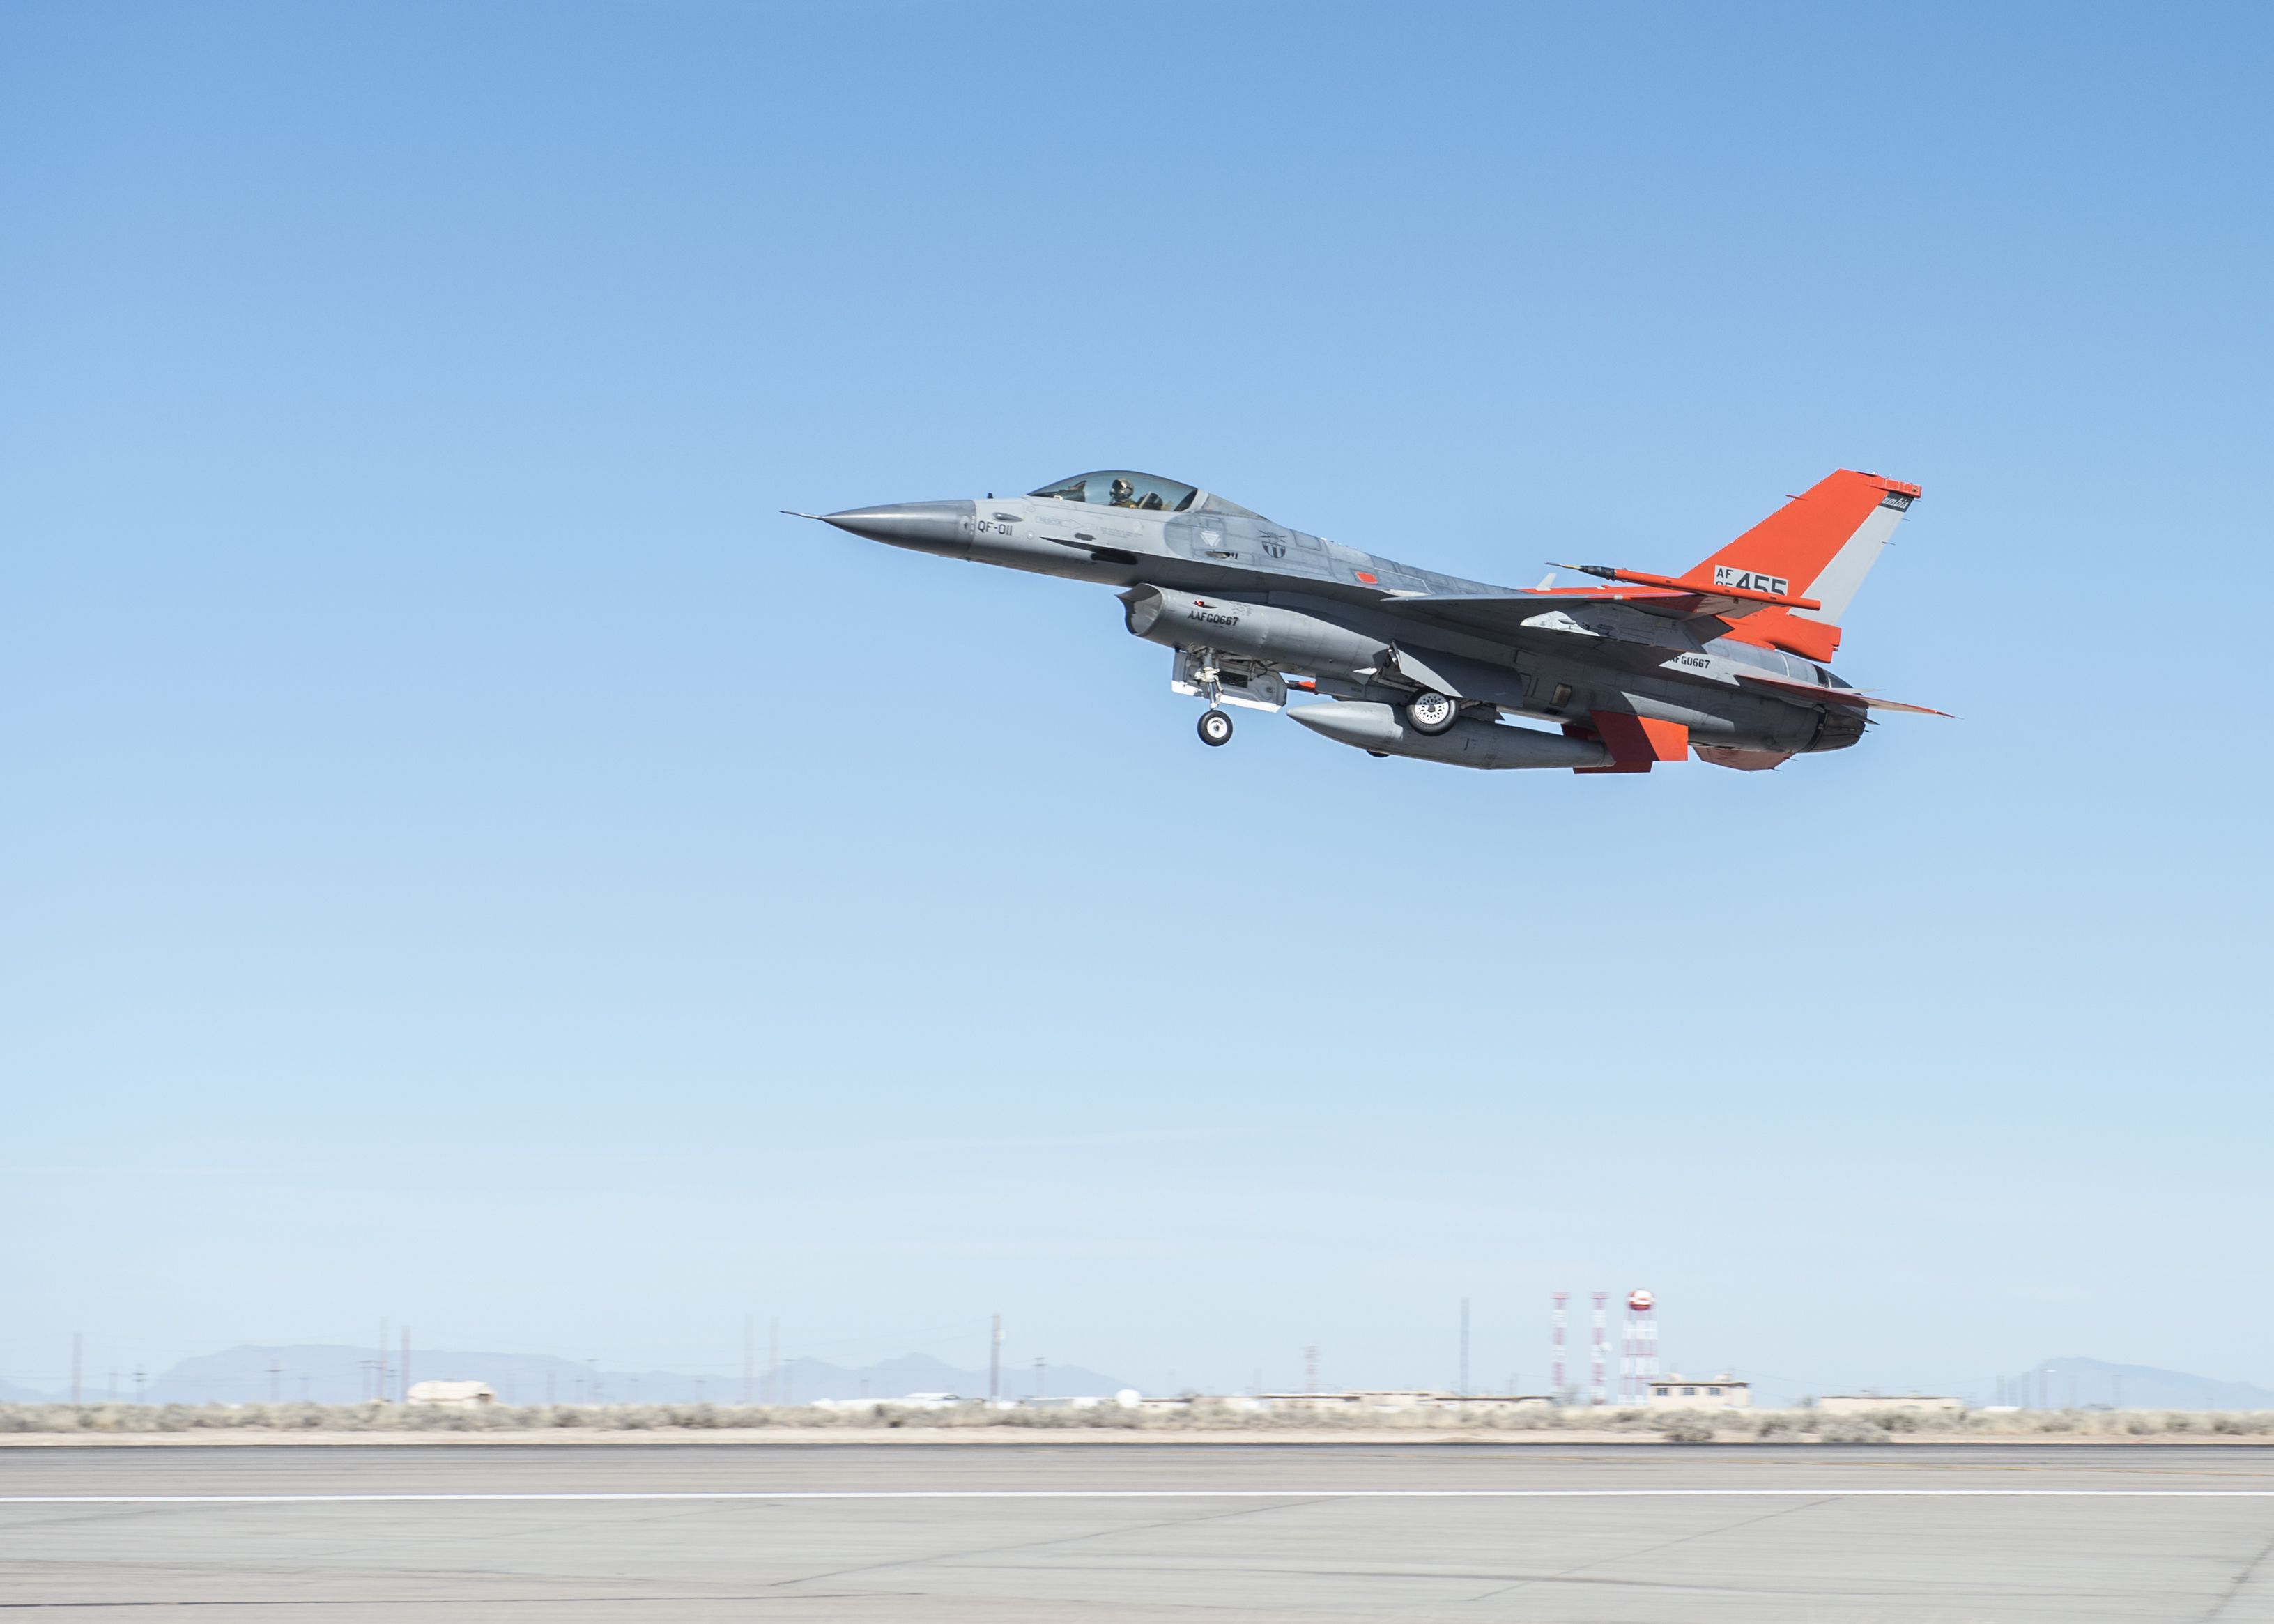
[795,467,1938,773]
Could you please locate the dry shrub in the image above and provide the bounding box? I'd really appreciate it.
[0,1401,2269,1439]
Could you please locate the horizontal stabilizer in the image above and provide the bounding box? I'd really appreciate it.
[1732,670,1951,716]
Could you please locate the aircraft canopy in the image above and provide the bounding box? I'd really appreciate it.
[1030,470,1197,512]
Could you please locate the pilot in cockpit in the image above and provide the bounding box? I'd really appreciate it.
[1109,477,1139,508]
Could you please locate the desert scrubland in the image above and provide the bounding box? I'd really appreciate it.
[6,1400,2274,1444]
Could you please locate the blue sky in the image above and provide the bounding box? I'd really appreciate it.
[2,1,2268,1403]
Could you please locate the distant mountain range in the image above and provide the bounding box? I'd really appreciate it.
[1999,1356,2274,1412]
[16,1346,2274,1412]
[7,1345,1127,1407]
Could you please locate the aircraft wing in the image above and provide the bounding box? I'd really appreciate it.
[1376,588,1702,639]
[1381,594,1949,714]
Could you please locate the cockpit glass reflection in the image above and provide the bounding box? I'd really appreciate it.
[1029,470,1197,512]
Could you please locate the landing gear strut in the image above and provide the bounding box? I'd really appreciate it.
[1192,648,1236,747]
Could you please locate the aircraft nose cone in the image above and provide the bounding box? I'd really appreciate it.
[819,500,975,554]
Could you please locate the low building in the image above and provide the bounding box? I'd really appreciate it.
[406,1380,495,1409]
[1254,1391,1555,1413]
[1816,1393,1965,1415]
[1646,1375,1751,1409]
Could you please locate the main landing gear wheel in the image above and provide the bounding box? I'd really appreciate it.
[1405,690,1459,736]
[1197,709,1234,747]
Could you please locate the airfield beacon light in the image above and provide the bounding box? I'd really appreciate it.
[1551,1292,1568,1399]
[1590,1292,1608,1406]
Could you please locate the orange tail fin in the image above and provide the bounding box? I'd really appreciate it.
[1678,470,1920,663]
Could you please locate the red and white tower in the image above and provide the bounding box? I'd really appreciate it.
[1551,1291,1568,1399]
[1624,1289,1658,1402]
[1590,1291,1608,1405]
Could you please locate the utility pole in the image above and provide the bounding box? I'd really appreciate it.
[268,1359,282,1405]
[132,1366,146,1406]
[767,1321,779,1407]
[71,1333,82,1406]
[743,1317,754,1405]
[1034,1356,1046,1399]
[990,1314,1002,1403]
[401,1327,410,1405]
[1304,1345,1319,1395]
[1590,1291,1608,1406]
[1459,1299,1470,1398]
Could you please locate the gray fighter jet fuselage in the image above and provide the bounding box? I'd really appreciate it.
[802,467,1935,773]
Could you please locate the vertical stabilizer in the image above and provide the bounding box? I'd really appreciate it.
[1678,469,1921,660]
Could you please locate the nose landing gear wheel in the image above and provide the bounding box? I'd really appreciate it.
[1197,709,1234,747]
[1405,690,1459,735]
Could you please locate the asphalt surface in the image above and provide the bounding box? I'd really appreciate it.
[5,1441,2274,1621]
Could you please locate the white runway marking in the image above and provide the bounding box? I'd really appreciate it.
[6,1489,2274,1505]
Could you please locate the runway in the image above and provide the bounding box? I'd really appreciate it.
[6,1441,2274,1621]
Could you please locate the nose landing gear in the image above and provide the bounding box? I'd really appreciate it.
[1170,646,1286,749]
[1190,649,1236,747]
